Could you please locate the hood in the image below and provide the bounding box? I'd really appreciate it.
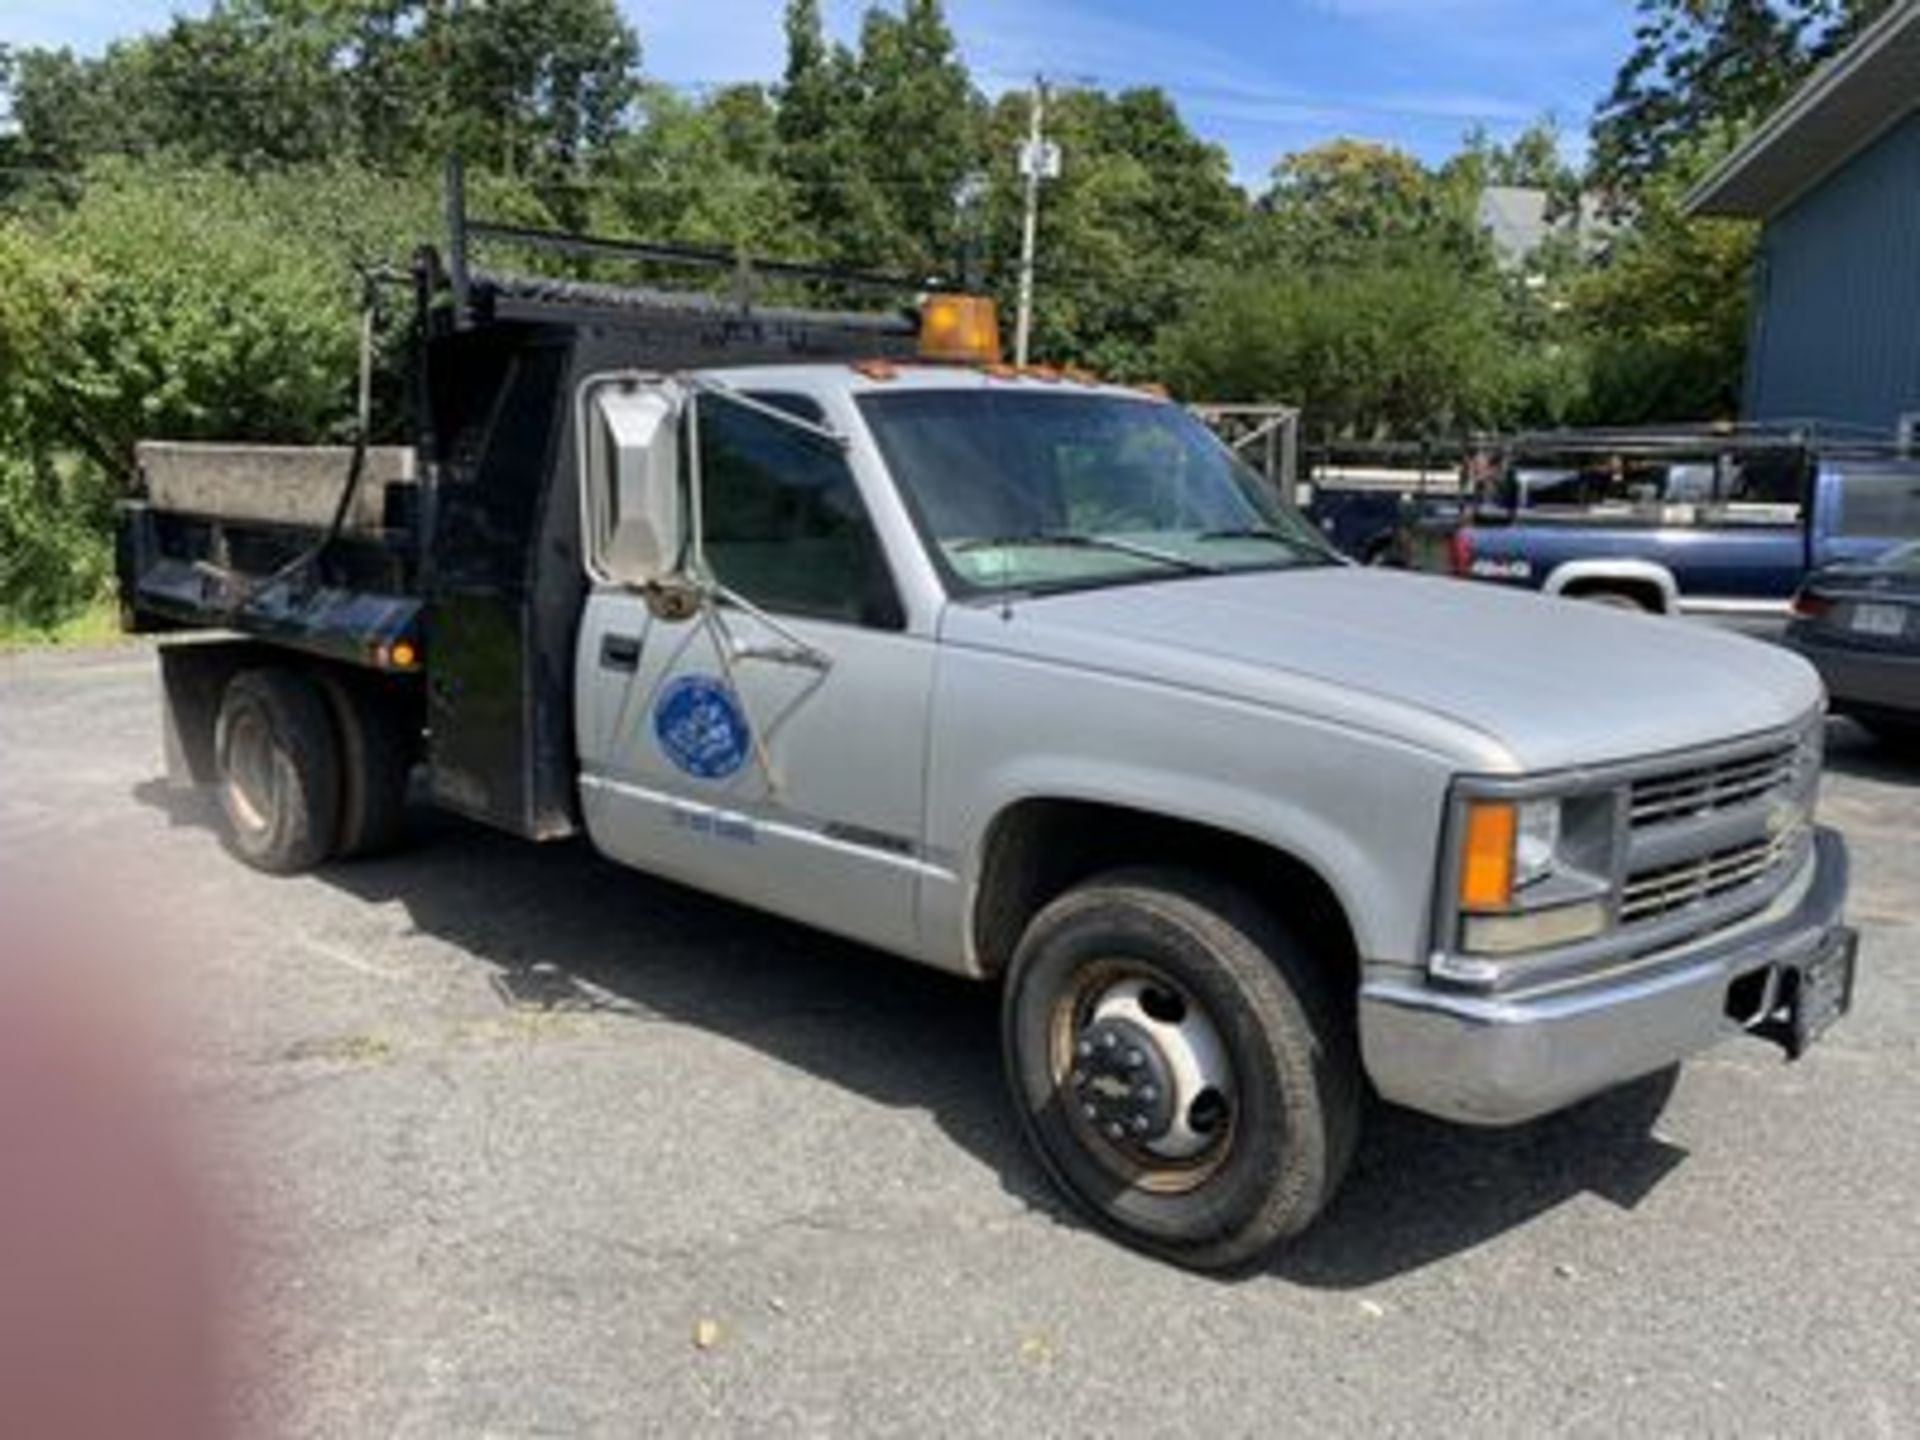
[941,567,1822,774]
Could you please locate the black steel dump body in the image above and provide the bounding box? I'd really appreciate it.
[120,174,927,840]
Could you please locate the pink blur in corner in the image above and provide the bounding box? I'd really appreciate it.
[0,888,231,1440]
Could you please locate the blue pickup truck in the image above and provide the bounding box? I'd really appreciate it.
[1286,441,1471,565]
[1420,431,1920,626]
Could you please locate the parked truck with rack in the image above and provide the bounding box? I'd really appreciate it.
[1421,426,1920,630]
[120,189,1860,1269]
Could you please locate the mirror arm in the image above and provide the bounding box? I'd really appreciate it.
[709,581,835,672]
[687,375,850,450]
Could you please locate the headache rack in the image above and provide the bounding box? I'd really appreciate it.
[1483,421,1909,466]
[121,160,942,841]
[440,156,935,342]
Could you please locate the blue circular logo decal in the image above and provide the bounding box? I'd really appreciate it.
[653,675,751,780]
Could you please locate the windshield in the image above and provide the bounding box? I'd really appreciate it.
[857,389,1336,594]
[1877,539,1920,573]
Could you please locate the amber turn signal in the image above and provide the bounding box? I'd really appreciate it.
[1458,800,1516,912]
[372,638,419,671]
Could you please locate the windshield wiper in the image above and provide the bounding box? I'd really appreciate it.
[952,532,1218,575]
[1195,525,1309,546]
[1192,526,1337,562]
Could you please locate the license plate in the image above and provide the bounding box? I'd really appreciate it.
[1791,930,1858,1056]
[1849,601,1908,637]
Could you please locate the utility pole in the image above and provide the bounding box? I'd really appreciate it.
[1014,76,1056,367]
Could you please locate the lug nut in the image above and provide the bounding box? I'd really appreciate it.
[1132,1116,1151,1134]
[1081,1103,1097,1120]
[1139,1085,1157,1103]
[1076,1039,1093,1060]
[1106,1122,1125,1139]
[1126,1049,1144,1068]
[1100,1032,1117,1049]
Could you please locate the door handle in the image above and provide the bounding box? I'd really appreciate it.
[599,633,642,671]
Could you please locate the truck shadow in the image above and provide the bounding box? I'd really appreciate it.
[1272,1070,1683,1287]
[142,782,1690,1287]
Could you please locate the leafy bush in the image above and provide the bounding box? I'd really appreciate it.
[0,161,441,626]
[0,447,112,628]
[1158,251,1510,438]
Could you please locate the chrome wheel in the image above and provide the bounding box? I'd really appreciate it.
[222,708,277,835]
[1050,964,1237,1194]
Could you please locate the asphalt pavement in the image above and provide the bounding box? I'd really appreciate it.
[2,643,1916,1438]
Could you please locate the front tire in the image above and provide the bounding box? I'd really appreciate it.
[1002,868,1360,1271]
[214,667,341,874]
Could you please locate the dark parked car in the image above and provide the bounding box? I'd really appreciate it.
[1786,540,1920,742]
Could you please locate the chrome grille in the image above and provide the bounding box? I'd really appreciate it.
[1620,828,1799,925]
[1628,740,1800,828]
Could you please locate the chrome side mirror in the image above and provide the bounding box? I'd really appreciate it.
[579,375,684,588]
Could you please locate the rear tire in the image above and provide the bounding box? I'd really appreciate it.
[317,671,413,859]
[1002,867,1360,1272]
[214,667,341,874]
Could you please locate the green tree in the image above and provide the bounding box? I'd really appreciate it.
[853,0,980,271]
[1446,119,1583,219]
[1259,139,1482,263]
[775,0,982,275]
[1159,252,1509,437]
[0,161,442,624]
[424,0,640,179]
[599,84,812,256]
[776,0,888,268]
[1570,136,1757,423]
[980,86,1242,376]
[4,1,641,179]
[1591,0,1893,195]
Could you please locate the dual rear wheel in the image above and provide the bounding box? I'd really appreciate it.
[213,665,412,873]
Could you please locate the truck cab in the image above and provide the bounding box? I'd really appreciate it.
[120,200,1861,1271]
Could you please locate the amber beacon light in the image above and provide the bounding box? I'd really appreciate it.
[918,294,1003,364]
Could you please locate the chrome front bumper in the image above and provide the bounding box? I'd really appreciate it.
[1359,827,1852,1126]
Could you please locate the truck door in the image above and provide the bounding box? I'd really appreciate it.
[1666,450,1810,608]
[574,388,934,956]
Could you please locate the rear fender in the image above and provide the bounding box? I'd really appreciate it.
[1542,558,1679,613]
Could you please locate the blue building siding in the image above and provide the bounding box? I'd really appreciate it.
[1746,110,1920,430]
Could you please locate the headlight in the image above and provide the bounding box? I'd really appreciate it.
[1442,789,1619,973]
[1513,798,1561,889]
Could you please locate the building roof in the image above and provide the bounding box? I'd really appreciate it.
[1475,186,1616,269]
[1477,186,1552,262]
[1684,0,1920,218]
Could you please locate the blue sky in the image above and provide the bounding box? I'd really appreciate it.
[4,1,1639,181]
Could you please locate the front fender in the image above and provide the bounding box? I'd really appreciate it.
[918,648,1457,976]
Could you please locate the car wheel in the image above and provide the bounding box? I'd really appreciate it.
[214,667,341,874]
[1002,867,1361,1271]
